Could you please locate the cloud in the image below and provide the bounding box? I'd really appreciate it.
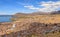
[24,5,39,9]
[24,1,60,12]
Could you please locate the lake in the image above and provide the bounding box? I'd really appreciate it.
[0,15,12,22]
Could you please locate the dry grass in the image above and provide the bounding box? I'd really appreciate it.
[14,14,60,37]
[14,14,60,24]
[0,14,60,37]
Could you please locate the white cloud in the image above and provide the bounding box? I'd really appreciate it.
[24,5,39,9]
[24,1,60,12]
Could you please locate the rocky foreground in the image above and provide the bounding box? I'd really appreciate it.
[0,15,60,37]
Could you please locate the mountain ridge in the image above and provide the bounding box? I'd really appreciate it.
[14,10,60,16]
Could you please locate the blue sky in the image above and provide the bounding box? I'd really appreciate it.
[0,0,60,15]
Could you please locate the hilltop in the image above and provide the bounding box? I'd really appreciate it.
[14,10,60,16]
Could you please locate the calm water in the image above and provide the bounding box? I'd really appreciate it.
[0,15,12,22]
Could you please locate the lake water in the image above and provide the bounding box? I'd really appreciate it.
[0,15,12,22]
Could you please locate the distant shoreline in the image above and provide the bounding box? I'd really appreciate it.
[0,15,13,23]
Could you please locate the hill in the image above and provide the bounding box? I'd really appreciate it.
[14,10,60,16]
[0,11,60,37]
[0,14,60,37]
[51,11,60,14]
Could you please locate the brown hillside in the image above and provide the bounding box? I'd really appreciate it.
[0,14,60,37]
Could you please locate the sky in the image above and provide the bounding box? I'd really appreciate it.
[0,0,60,15]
